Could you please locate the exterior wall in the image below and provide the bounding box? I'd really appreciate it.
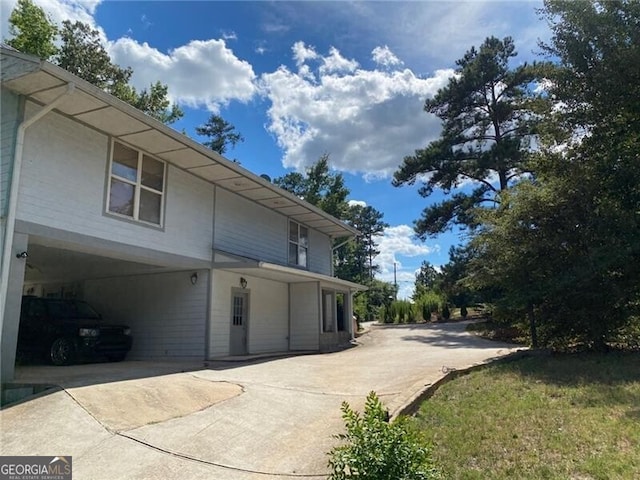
[214,188,333,276]
[1,88,21,221]
[84,270,208,359]
[214,188,286,264]
[16,102,214,262]
[308,228,332,275]
[209,269,289,357]
[289,282,320,351]
[247,277,288,354]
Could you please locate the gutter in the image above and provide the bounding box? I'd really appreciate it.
[0,82,75,328]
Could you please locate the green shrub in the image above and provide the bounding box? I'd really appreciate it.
[328,392,440,480]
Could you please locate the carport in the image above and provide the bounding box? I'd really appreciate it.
[8,227,211,373]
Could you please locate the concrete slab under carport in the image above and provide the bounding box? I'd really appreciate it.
[2,321,521,479]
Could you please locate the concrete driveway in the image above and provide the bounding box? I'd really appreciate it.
[1,321,519,479]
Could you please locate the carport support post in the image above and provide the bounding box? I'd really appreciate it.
[0,83,75,385]
[1,233,28,383]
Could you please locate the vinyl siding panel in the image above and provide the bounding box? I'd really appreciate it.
[308,228,331,275]
[209,269,234,357]
[247,277,288,354]
[84,270,208,359]
[289,282,320,351]
[215,188,286,264]
[16,102,214,262]
[1,88,21,219]
[215,187,334,276]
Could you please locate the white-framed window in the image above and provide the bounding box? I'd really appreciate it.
[288,220,308,268]
[107,140,166,226]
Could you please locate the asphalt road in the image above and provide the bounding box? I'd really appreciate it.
[1,321,518,479]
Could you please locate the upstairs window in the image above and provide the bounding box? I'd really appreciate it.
[107,141,165,226]
[289,221,308,268]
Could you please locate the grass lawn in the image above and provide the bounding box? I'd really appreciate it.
[411,353,640,479]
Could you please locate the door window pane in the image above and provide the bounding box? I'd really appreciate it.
[109,179,135,216]
[142,155,164,192]
[112,142,138,181]
[139,190,161,224]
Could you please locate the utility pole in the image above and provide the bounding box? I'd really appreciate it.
[393,262,397,299]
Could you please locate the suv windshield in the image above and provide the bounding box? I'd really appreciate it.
[46,300,101,320]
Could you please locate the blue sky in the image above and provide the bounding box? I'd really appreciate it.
[1,0,550,298]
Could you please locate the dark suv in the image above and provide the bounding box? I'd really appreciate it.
[17,296,133,366]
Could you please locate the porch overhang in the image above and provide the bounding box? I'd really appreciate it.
[213,251,367,292]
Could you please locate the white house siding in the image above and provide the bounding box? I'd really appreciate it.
[1,88,21,240]
[209,269,289,357]
[308,229,332,276]
[215,188,334,276]
[84,270,208,359]
[214,188,286,264]
[289,282,320,351]
[16,102,214,262]
[247,276,288,354]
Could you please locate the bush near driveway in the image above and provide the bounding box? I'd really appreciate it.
[328,391,441,480]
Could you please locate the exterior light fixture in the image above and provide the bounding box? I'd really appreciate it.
[240,277,247,289]
[190,272,198,285]
[16,251,28,259]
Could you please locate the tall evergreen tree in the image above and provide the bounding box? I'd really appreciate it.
[196,114,245,155]
[393,36,549,238]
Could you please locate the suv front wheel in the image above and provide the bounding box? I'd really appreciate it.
[50,337,76,366]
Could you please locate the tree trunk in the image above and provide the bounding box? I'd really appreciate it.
[527,302,539,349]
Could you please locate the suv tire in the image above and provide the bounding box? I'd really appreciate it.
[50,337,76,366]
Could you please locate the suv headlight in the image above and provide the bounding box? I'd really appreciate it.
[79,328,100,337]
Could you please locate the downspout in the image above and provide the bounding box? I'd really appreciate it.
[0,83,75,326]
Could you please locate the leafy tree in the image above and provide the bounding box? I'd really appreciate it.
[328,392,440,480]
[131,81,184,125]
[50,19,182,124]
[6,0,58,59]
[196,114,244,155]
[393,36,548,238]
[467,0,640,350]
[57,20,133,93]
[274,154,349,219]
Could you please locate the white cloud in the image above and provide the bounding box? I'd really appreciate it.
[260,45,452,178]
[292,41,317,67]
[108,37,257,112]
[372,224,440,299]
[348,199,367,208]
[372,45,403,68]
[320,46,359,74]
[222,30,237,41]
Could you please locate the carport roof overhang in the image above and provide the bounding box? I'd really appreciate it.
[0,46,359,240]
[214,252,367,292]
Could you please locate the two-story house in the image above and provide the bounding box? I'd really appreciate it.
[0,46,364,383]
